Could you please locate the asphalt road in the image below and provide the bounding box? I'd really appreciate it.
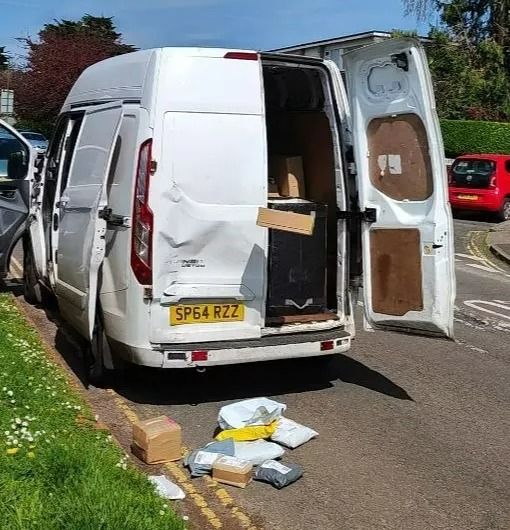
[6,215,510,530]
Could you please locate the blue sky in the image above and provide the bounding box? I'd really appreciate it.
[0,0,429,58]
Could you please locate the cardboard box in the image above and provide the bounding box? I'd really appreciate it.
[269,156,306,198]
[257,207,314,236]
[212,456,253,488]
[131,416,181,464]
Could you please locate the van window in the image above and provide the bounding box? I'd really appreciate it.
[60,115,84,194]
[505,160,510,174]
[451,158,496,189]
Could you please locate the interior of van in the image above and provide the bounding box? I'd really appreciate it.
[262,62,345,329]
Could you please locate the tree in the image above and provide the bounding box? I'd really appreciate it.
[13,15,136,133]
[401,0,510,121]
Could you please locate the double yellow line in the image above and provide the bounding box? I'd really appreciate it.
[467,230,506,273]
[107,390,261,530]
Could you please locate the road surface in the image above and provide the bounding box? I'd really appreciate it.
[6,216,510,530]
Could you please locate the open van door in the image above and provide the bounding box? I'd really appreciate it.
[54,103,122,340]
[0,120,34,277]
[343,38,455,338]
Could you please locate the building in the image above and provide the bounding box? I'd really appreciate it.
[269,30,428,71]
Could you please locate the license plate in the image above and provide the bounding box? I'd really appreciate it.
[458,194,478,200]
[170,303,245,325]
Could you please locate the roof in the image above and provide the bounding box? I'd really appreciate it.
[269,30,429,53]
[455,154,510,160]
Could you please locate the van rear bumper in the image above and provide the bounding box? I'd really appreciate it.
[112,328,352,368]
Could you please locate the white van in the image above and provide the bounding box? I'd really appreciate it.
[0,39,456,385]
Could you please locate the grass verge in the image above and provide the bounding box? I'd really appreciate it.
[0,293,185,530]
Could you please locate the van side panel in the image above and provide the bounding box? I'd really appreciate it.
[149,54,268,345]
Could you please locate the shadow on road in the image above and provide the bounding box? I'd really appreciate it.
[112,352,413,406]
[1,280,413,407]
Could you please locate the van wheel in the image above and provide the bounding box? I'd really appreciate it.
[86,308,111,388]
[498,199,510,222]
[23,239,41,305]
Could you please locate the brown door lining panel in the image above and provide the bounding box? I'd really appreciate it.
[370,228,424,316]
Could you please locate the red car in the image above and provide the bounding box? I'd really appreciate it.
[449,154,510,221]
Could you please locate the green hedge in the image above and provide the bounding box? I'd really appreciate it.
[440,119,510,158]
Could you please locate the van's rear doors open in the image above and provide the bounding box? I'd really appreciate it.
[344,38,455,338]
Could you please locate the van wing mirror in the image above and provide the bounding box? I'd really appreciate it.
[7,150,28,180]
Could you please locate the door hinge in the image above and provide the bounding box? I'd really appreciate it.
[336,207,377,223]
[99,208,131,228]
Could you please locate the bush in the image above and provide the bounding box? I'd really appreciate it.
[441,119,510,158]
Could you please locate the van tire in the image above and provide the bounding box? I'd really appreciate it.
[86,307,112,388]
[22,238,41,305]
[498,199,510,222]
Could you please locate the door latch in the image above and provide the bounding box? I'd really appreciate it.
[336,208,377,223]
[99,208,131,228]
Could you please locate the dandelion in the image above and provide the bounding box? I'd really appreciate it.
[159,511,165,516]
[7,390,13,396]
[6,448,19,455]
[28,452,35,458]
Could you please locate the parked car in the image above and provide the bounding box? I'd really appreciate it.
[0,39,456,386]
[19,131,48,155]
[448,154,510,221]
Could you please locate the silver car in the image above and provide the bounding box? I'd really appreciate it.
[19,131,48,155]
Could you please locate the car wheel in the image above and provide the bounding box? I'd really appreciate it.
[498,199,510,222]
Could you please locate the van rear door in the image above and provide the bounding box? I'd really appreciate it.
[0,120,34,276]
[55,102,122,340]
[343,38,455,338]
[149,50,267,345]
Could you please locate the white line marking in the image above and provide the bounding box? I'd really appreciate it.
[10,256,22,275]
[464,300,510,321]
[465,263,503,274]
[455,253,487,262]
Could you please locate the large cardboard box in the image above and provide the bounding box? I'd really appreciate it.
[131,416,182,464]
[269,156,306,198]
[257,207,314,236]
[212,456,253,488]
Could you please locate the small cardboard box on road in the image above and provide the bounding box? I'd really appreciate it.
[212,455,253,488]
[131,416,182,464]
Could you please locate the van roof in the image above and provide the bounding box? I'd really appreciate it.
[62,47,258,110]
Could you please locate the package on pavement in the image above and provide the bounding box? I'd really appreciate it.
[218,398,287,430]
[270,417,318,449]
[212,455,253,488]
[254,460,304,489]
[148,475,186,500]
[184,438,236,477]
[131,415,181,464]
[215,421,278,442]
[234,439,285,466]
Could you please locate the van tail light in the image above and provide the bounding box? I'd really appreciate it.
[489,174,497,189]
[131,139,154,285]
[224,52,258,61]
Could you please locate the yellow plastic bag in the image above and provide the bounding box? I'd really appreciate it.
[215,421,278,442]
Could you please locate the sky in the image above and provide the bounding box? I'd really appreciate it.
[0,0,430,58]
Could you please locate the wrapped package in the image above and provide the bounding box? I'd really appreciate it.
[218,398,286,430]
[215,421,277,442]
[234,440,285,466]
[254,460,303,489]
[270,417,318,449]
